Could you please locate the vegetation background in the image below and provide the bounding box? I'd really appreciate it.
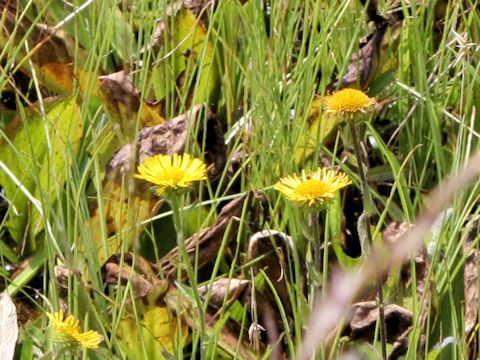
[0,0,479,359]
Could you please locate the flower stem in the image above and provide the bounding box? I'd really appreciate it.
[308,211,321,302]
[309,212,322,278]
[168,195,206,347]
[349,121,387,360]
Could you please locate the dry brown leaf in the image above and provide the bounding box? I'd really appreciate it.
[106,104,224,174]
[389,327,415,360]
[182,0,213,18]
[383,221,428,294]
[244,230,303,358]
[246,230,301,316]
[99,252,184,358]
[103,252,163,297]
[160,196,245,281]
[330,24,387,90]
[198,278,250,309]
[343,301,413,344]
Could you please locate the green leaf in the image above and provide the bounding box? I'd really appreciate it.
[0,97,83,249]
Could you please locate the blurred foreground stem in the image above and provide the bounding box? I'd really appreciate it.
[349,121,387,360]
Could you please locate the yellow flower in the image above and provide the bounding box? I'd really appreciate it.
[274,168,351,208]
[47,311,102,350]
[135,153,207,196]
[325,88,376,114]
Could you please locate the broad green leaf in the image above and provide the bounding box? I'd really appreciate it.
[0,97,83,249]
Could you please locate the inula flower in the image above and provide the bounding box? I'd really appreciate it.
[275,168,351,208]
[47,310,102,350]
[325,88,376,114]
[135,153,207,196]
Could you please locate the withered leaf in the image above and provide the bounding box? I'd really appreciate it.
[343,301,412,344]
[382,221,411,247]
[246,230,301,316]
[198,278,249,309]
[182,0,213,18]
[103,252,164,297]
[99,70,165,142]
[160,196,245,281]
[383,221,428,294]
[389,327,415,360]
[330,23,387,90]
[244,230,303,358]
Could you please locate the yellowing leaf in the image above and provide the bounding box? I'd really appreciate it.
[150,8,219,107]
[294,96,344,165]
[0,2,96,95]
[85,180,159,264]
[99,71,165,142]
[116,283,188,359]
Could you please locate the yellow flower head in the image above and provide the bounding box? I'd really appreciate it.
[274,168,351,208]
[135,153,207,196]
[325,88,376,114]
[47,311,102,350]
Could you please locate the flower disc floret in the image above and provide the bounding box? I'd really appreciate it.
[274,168,351,208]
[135,153,207,195]
[47,311,102,350]
[325,88,376,114]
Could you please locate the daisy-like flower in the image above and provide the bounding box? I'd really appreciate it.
[47,310,103,350]
[274,168,351,208]
[325,88,376,114]
[135,153,207,196]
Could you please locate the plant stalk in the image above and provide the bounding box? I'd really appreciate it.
[349,121,387,360]
[308,210,321,302]
[168,194,206,352]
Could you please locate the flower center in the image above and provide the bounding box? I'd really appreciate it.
[327,88,374,112]
[295,179,329,199]
[161,168,186,185]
